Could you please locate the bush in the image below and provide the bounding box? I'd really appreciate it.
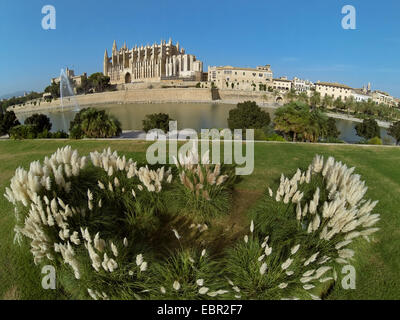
[0,110,20,135]
[171,142,236,222]
[227,101,271,130]
[367,136,382,145]
[142,113,173,133]
[4,148,379,300]
[355,118,380,140]
[69,108,122,139]
[24,114,52,132]
[9,124,37,139]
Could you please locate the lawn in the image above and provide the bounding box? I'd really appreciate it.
[0,140,399,300]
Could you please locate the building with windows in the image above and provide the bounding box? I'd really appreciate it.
[103,39,203,85]
[273,77,292,92]
[51,68,87,87]
[292,77,313,93]
[351,89,371,102]
[371,90,396,107]
[314,81,352,101]
[208,65,273,91]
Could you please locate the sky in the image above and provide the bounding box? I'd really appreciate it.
[0,0,400,97]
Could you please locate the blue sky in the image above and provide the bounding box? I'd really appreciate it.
[1,0,400,97]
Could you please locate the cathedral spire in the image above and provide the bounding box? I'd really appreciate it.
[112,40,117,52]
[104,49,108,59]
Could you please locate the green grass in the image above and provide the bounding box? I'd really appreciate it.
[0,140,399,300]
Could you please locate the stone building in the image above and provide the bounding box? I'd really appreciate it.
[103,39,203,84]
[273,77,292,92]
[51,68,87,87]
[314,81,353,101]
[208,65,273,91]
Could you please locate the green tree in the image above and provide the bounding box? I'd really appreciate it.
[69,108,122,139]
[142,113,174,132]
[310,91,321,107]
[44,81,60,99]
[0,110,20,135]
[227,101,271,130]
[24,114,52,133]
[388,121,400,145]
[322,95,334,108]
[355,118,380,140]
[273,101,328,142]
[326,118,340,139]
[333,97,344,110]
[88,73,111,93]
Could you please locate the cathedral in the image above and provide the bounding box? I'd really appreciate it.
[103,39,203,84]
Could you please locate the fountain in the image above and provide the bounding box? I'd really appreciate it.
[59,68,80,132]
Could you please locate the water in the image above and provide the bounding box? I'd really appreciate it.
[59,68,80,131]
[15,102,396,145]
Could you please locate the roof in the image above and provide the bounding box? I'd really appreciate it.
[212,66,272,72]
[316,82,352,89]
[273,78,292,82]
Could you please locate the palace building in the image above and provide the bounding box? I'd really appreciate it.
[103,39,203,85]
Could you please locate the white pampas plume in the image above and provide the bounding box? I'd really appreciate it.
[303,284,315,290]
[199,287,209,294]
[278,283,288,289]
[244,235,248,243]
[173,281,181,291]
[259,262,267,275]
[172,229,181,240]
[196,279,204,286]
[136,254,144,266]
[281,258,293,270]
[250,220,254,233]
[291,244,300,255]
[123,237,128,247]
[111,242,118,257]
[201,249,207,257]
[160,287,166,294]
[140,262,148,272]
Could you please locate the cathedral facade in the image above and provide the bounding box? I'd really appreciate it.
[103,39,203,85]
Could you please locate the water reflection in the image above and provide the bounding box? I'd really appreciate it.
[15,103,395,145]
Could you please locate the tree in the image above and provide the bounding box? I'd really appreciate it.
[88,73,111,93]
[322,95,334,108]
[333,97,344,110]
[69,108,121,139]
[286,88,297,102]
[0,111,20,135]
[44,81,60,99]
[143,113,174,132]
[24,114,52,133]
[227,101,271,130]
[326,118,340,139]
[310,91,321,108]
[355,118,380,140]
[388,121,400,145]
[273,101,328,142]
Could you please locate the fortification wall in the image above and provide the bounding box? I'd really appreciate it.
[10,88,213,114]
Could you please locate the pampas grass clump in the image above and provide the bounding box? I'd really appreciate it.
[4,148,379,300]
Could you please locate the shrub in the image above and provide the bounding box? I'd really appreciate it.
[172,142,236,222]
[227,101,271,130]
[9,124,38,139]
[142,113,173,133]
[4,149,379,300]
[69,108,122,139]
[237,155,380,299]
[24,113,52,132]
[355,118,380,140]
[0,110,20,135]
[367,136,382,145]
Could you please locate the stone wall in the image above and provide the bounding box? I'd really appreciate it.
[10,88,213,114]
